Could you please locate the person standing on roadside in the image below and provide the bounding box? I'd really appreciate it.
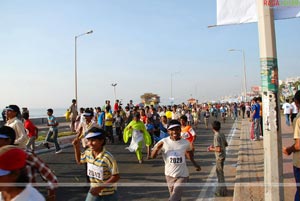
[250,97,261,141]
[69,99,78,132]
[282,99,292,126]
[44,109,62,154]
[151,120,201,201]
[207,121,228,197]
[291,100,299,124]
[283,90,300,201]
[72,127,120,201]
[22,112,38,153]
[4,105,27,149]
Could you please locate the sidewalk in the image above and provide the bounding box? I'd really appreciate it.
[233,117,296,201]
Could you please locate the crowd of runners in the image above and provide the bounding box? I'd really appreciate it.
[0,97,275,200]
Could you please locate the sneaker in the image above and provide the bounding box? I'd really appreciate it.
[43,142,50,149]
[55,149,62,154]
[138,160,143,164]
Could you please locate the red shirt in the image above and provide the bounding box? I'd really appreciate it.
[24,119,37,137]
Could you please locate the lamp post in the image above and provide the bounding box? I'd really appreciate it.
[75,30,93,108]
[228,49,247,102]
[170,72,179,105]
[111,83,117,100]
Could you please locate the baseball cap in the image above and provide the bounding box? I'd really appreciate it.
[5,105,20,114]
[85,132,104,139]
[0,146,27,176]
[167,120,181,130]
[83,108,93,117]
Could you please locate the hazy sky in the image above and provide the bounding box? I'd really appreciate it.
[1,0,299,109]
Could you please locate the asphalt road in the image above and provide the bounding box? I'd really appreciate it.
[36,116,240,201]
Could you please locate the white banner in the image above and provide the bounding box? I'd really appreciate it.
[217,0,300,26]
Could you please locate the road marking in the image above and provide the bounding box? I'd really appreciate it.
[196,120,238,200]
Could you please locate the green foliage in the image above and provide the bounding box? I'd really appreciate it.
[36,131,74,142]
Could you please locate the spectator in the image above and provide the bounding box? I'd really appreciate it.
[69,99,78,132]
[282,99,292,126]
[283,90,300,201]
[207,121,228,196]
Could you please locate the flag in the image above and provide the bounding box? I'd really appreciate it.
[217,0,300,26]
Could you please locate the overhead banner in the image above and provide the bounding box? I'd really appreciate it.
[217,0,300,26]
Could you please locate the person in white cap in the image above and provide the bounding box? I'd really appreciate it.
[4,105,28,149]
[76,108,99,149]
[0,145,45,201]
[151,119,201,201]
[72,127,120,201]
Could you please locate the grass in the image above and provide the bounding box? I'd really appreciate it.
[36,131,74,142]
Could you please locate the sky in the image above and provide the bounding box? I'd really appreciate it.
[1,0,300,109]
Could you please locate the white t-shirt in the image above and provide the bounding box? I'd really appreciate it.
[159,137,191,178]
[12,184,45,201]
[282,102,291,114]
[291,102,299,114]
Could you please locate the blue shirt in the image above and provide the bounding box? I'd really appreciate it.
[251,103,260,119]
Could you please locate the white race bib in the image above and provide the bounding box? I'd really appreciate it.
[87,163,103,180]
[167,151,185,164]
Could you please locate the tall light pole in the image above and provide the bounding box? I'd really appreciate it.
[75,30,93,108]
[111,83,117,100]
[170,72,179,105]
[228,49,247,102]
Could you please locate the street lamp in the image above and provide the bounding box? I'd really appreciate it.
[170,71,179,105]
[75,30,93,108]
[111,83,117,100]
[228,49,247,102]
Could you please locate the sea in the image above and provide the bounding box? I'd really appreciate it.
[0,108,67,120]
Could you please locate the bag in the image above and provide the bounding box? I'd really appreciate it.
[65,110,71,121]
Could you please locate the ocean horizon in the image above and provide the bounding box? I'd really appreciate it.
[1,108,67,120]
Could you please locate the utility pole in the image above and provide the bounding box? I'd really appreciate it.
[256,1,284,200]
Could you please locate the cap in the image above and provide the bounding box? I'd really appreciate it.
[167,120,181,130]
[83,108,93,117]
[5,105,20,114]
[0,146,27,176]
[85,132,104,139]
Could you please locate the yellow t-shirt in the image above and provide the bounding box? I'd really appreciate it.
[105,112,113,127]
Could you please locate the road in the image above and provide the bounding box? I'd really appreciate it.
[36,116,240,201]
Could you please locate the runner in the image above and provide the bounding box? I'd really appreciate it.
[123,112,152,163]
[151,119,201,201]
[72,127,120,201]
[4,105,27,149]
[43,109,62,154]
[76,108,99,149]
[0,126,58,201]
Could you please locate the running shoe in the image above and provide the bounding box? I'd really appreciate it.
[55,149,62,154]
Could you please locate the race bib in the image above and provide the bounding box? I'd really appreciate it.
[87,163,103,180]
[168,151,185,164]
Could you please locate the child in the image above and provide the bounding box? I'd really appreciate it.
[207,120,228,196]
[114,110,124,143]
[44,108,62,154]
[204,109,210,129]
[23,112,38,152]
[72,127,120,200]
